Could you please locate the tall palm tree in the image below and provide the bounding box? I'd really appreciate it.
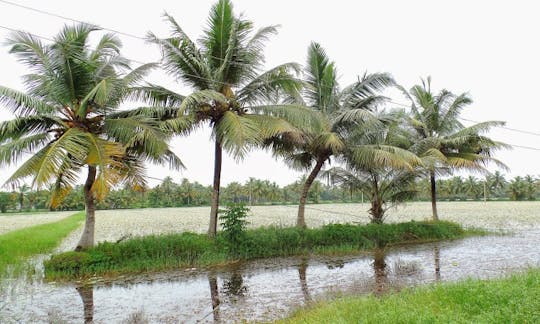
[400,77,508,220]
[0,24,180,249]
[141,0,308,237]
[268,42,394,227]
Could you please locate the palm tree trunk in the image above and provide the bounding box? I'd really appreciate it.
[430,171,439,221]
[370,177,384,224]
[76,166,97,251]
[297,156,326,228]
[208,139,222,237]
[208,273,220,322]
[76,285,94,324]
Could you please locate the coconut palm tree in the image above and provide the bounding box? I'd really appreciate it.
[322,111,422,223]
[400,77,508,220]
[0,24,180,249]
[267,42,394,227]
[141,0,309,237]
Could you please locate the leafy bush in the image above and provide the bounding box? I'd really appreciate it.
[219,204,250,255]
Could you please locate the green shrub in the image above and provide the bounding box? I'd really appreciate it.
[219,204,250,255]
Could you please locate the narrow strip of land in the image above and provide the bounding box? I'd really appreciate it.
[0,212,84,275]
[0,211,76,235]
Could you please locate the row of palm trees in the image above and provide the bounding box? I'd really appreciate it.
[0,0,505,249]
[1,172,535,213]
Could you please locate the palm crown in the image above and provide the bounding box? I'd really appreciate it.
[141,0,308,236]
[268,42,394,227]
[400,77,508,219]
[0,24,179,248]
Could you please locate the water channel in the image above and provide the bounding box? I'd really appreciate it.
[2,229,540,323]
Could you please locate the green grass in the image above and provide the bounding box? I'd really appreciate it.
[0,211,84,275]
[281,269,540,323]
[45,221,467,279]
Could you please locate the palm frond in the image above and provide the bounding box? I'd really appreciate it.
[0,133,50,166]
[127,83,185,108]
[0,86,55,115]
[214,111,261,158]
[236,63,302,105]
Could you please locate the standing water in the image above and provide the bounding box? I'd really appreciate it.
[1,229,540,323]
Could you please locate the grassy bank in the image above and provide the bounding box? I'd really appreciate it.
[281,269,540,323]
[46,221,468,279]
[0,211,84,275]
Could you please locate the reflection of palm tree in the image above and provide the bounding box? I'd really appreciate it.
[76,284,94,324]
[223,267,247,299]
[208,273,220,323]
[373,249,388,296]
[298,257,312,303]
[434,245,441,282]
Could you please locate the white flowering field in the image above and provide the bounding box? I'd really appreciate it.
[4,201,540,248]
[88,201,540,243]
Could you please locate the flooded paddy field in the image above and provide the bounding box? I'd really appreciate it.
[1,201,540,323]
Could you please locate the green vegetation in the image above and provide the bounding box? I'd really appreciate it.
[0,212,83,275]
[281,269,540,323]
[1,172,535,214]
[45,220,464,279]
[0,25,180,249]
[399,77,507,220]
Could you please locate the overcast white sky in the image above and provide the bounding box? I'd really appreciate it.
[1,0,539,187]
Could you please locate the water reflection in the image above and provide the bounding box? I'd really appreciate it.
[76,284,94,324]
[298,257,311,303]
[372,249,388,296]
[222,264,247,299]
[434,245,441,282]
[208,272,220,323]
[6,230,540,323]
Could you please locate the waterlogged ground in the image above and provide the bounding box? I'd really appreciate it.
[1,201,540,323]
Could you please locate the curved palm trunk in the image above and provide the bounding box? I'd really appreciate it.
[297,156,326,228]
[76,166,97,251]
[430,171,439,221]
[208,139,222,237]
[298,257,311,303]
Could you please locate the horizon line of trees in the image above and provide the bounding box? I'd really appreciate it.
[1,172,537,213]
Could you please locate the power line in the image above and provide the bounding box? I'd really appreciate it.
[459,117,540,137]
[0,0,259,68]
[0,0,144,40]
[390,100,540,139]
[3,4,540,145]
[0,24,53,41]
[3,0,538,140]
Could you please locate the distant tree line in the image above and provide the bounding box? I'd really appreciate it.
[0,172,536,213]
